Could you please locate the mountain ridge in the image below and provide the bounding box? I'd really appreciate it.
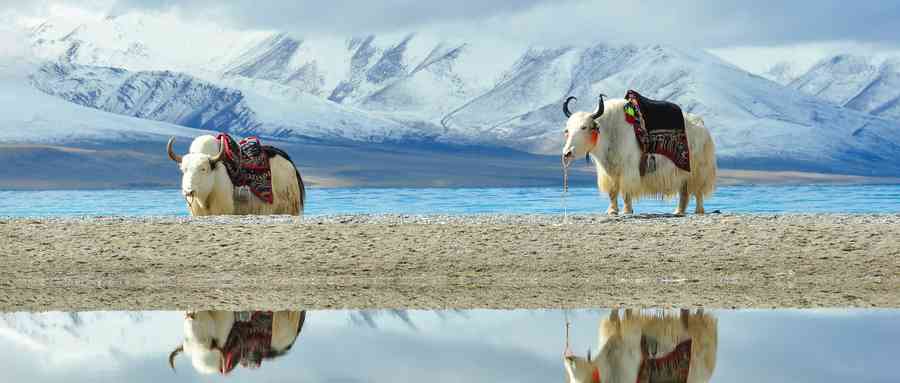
[10,12,900,177]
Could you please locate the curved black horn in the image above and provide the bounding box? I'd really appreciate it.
[590,94,607,119]
[167,137,182,163]
[169,345,183,371]
[563,96,577,118]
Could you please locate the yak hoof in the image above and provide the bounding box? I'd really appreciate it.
[695,208,705,215]
[673,210,686,216]
[623,208,634,215]
[607,208,619,216]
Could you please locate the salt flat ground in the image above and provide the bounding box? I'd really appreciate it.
[1,214,897,311]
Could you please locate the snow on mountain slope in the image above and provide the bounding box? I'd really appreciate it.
[29,61,423,143]
[0,59,209,145]
[221,33,333,96]
[788,55,900,121]
[26,15,512,122]
[31,62,259,136]
[789,55,882,106]
[440,44,637,149]
[26,11,249,73]
[844,59,900,120]
[220,74,432,142]
[214,32,522,124]
[18,11,900,175]
[762,61,804,85]
[441,43,900,175]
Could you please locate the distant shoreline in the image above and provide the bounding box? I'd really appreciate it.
[2,214,897,311]
[3,141,900,190]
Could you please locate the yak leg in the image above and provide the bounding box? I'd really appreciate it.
[607,188,620,216]
[680,308,690,330]
[695,193,705,215]
[623,194,634,215]
[674,184,689,215]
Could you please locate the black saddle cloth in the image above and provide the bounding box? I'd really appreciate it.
[626,90,685,132]
[623,90,691,175]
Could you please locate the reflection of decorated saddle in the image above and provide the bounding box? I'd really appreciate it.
[220,311,306,374]
[216,134,283,204]
[637,335,692,383]
[624,90,691,176]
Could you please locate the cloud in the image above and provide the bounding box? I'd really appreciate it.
[0,0,112,15]
[3,0,900,49]
[106,0,554,37]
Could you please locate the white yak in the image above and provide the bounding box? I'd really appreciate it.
[561,95,716,215]
[564,309,718,383]
[167,135,305,216]
[168,310,306,375]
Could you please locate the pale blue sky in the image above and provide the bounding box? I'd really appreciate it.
[3,0,900,48]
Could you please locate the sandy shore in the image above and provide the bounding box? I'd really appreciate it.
[1,214,898,311]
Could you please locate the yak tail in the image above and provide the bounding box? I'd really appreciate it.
[264,146,306,213]
[687,116,717,198]
[296,168,306,212]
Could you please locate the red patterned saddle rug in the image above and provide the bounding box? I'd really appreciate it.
[216,133,275,204]
[637,336,692,383]
[624,90,691,176]
[221,311,273,373]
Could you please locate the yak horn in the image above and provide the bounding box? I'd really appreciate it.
[169,345,183,371]
[167,137,182,163]
[590,94,607,119]
[208,141,226,164]
[563,96,577,118]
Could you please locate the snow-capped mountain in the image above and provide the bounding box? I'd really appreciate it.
[0,58,209,145]
[762,61,805,85]
[29,61,421,142]
[788,54,900,121]
[13,11,900,176]
[32,62,259,136]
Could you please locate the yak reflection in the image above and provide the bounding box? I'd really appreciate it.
[169,310,306,375]
[564,309,717,383]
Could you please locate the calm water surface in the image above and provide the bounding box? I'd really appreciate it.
[0,309,895,382]
[1,185,900,216]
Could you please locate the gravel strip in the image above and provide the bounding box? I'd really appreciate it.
[1,214,898,311]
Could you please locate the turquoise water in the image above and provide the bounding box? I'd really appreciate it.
[1,185,899,216]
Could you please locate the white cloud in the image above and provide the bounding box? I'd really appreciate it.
[5,0,900,49]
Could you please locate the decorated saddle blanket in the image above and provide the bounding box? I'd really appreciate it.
[637,336,692,383]
[216,134,277,204]
[623,90,691,176]
[222,311,274,373]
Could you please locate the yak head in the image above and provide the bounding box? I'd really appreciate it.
[167,136,225,209]
[564,349,598,383]
[561,94,606,169]
[169,311,235,375]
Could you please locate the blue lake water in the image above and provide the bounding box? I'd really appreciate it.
[1,185,899,217]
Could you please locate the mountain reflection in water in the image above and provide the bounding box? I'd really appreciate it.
[0,309,896,382]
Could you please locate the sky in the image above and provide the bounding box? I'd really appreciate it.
[2,0,900,73]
